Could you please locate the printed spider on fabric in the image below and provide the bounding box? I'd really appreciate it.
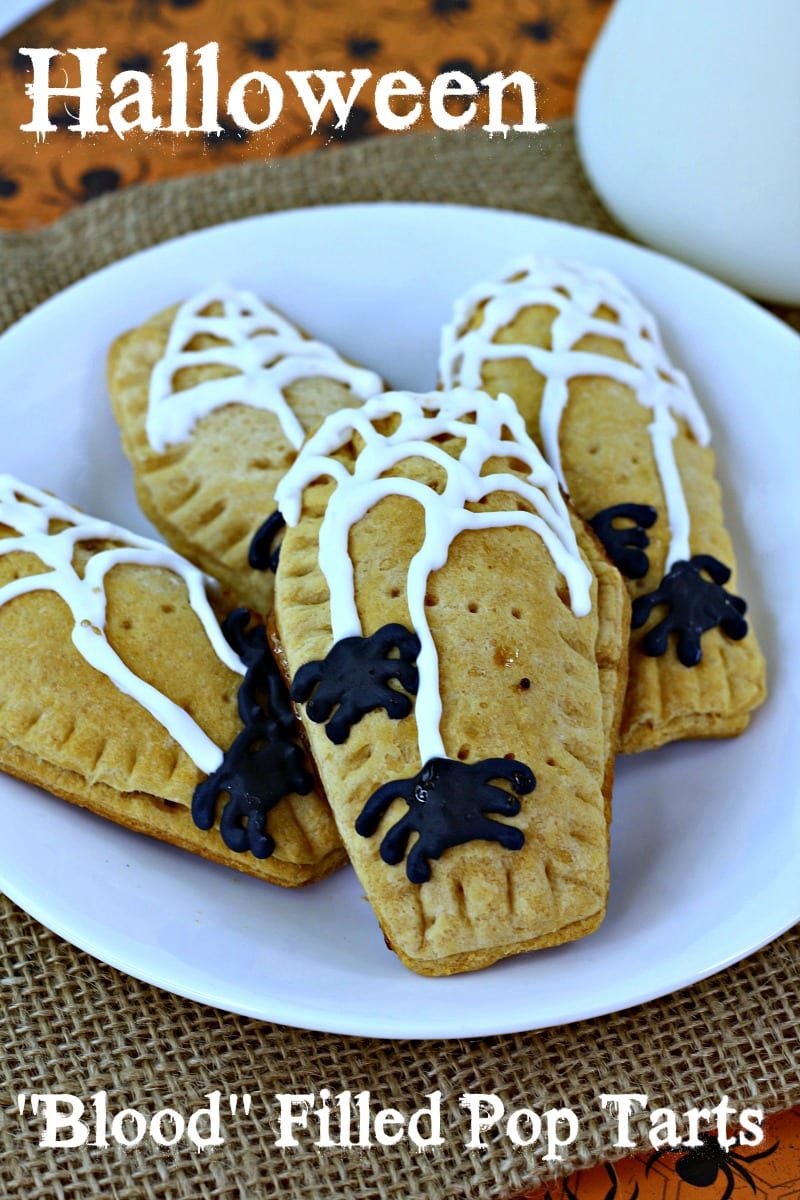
[131,0,204,29]
[631,555,748,667]
[46,160,149,210]
[646,1132,777,1200]
[249,510,286,573]
[355,756,534,884]
[550,1161,639,1200]
[203,116,251,149]
[588,503,657,579]
[192,609,312,858]
[291,623,421,745]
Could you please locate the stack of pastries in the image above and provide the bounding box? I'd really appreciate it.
[0,265,766,977]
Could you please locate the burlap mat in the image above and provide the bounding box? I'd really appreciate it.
[1,123,798,1199]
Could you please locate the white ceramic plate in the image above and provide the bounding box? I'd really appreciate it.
[1,204,798,1038]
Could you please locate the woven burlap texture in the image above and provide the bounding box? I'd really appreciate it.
[1,124,798,1200]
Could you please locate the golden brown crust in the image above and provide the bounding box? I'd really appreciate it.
[0,528,343,886]
[465,299,766,753]
[273,432,629,974]
[107,301,383,614]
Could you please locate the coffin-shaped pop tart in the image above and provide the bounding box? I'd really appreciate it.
[108,285,385,613]
[0,476,344,886]
[439,257,766,753]
[271,389,629,975]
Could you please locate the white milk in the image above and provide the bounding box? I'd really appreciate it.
[576,0,800,302]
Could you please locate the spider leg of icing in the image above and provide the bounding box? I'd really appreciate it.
[249,510,285,572]
[370,623,422,659]
[630,590,661,630]
[675,625,705,667]
[291,659,326,705]
[219,786,276,859]
[405,833,436,885]
[222,606,251,651]
[354,778,408,838]
[379,811,417,870]
[692,553,731,585]
[473,813,526,850]
[640,618,674,659]
[475,758,536,796]
[589,503,658,580]
[191,772,221,832]
[374,657,419,694]
[476,782,525,817]
[325,688,413,744]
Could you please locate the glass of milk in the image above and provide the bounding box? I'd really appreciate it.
[575,0,800,303]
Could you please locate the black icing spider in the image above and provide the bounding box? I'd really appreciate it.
[291,623,420,744]
[355,756,534,884]
[646,1132,777,1200]
[589,503,657,579]
[248,510,285,573]
[191,609,311,857]
[222,608,295,736]
[631,555,748,667]
[192,726,312,858]
[557,1162,639,1200]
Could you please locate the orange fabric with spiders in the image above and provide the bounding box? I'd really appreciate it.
[0,0,611,229]
[519,1111,800,1199]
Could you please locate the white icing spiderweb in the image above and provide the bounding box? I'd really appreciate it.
[0,475,245,775]
[146,285,384,453]
[439,255,711,569]
[276,388,592,763]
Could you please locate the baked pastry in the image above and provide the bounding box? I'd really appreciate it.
[0,475,344,886]
[440,257,766,753]
[271,389,629,975]
[107,286,385,613]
